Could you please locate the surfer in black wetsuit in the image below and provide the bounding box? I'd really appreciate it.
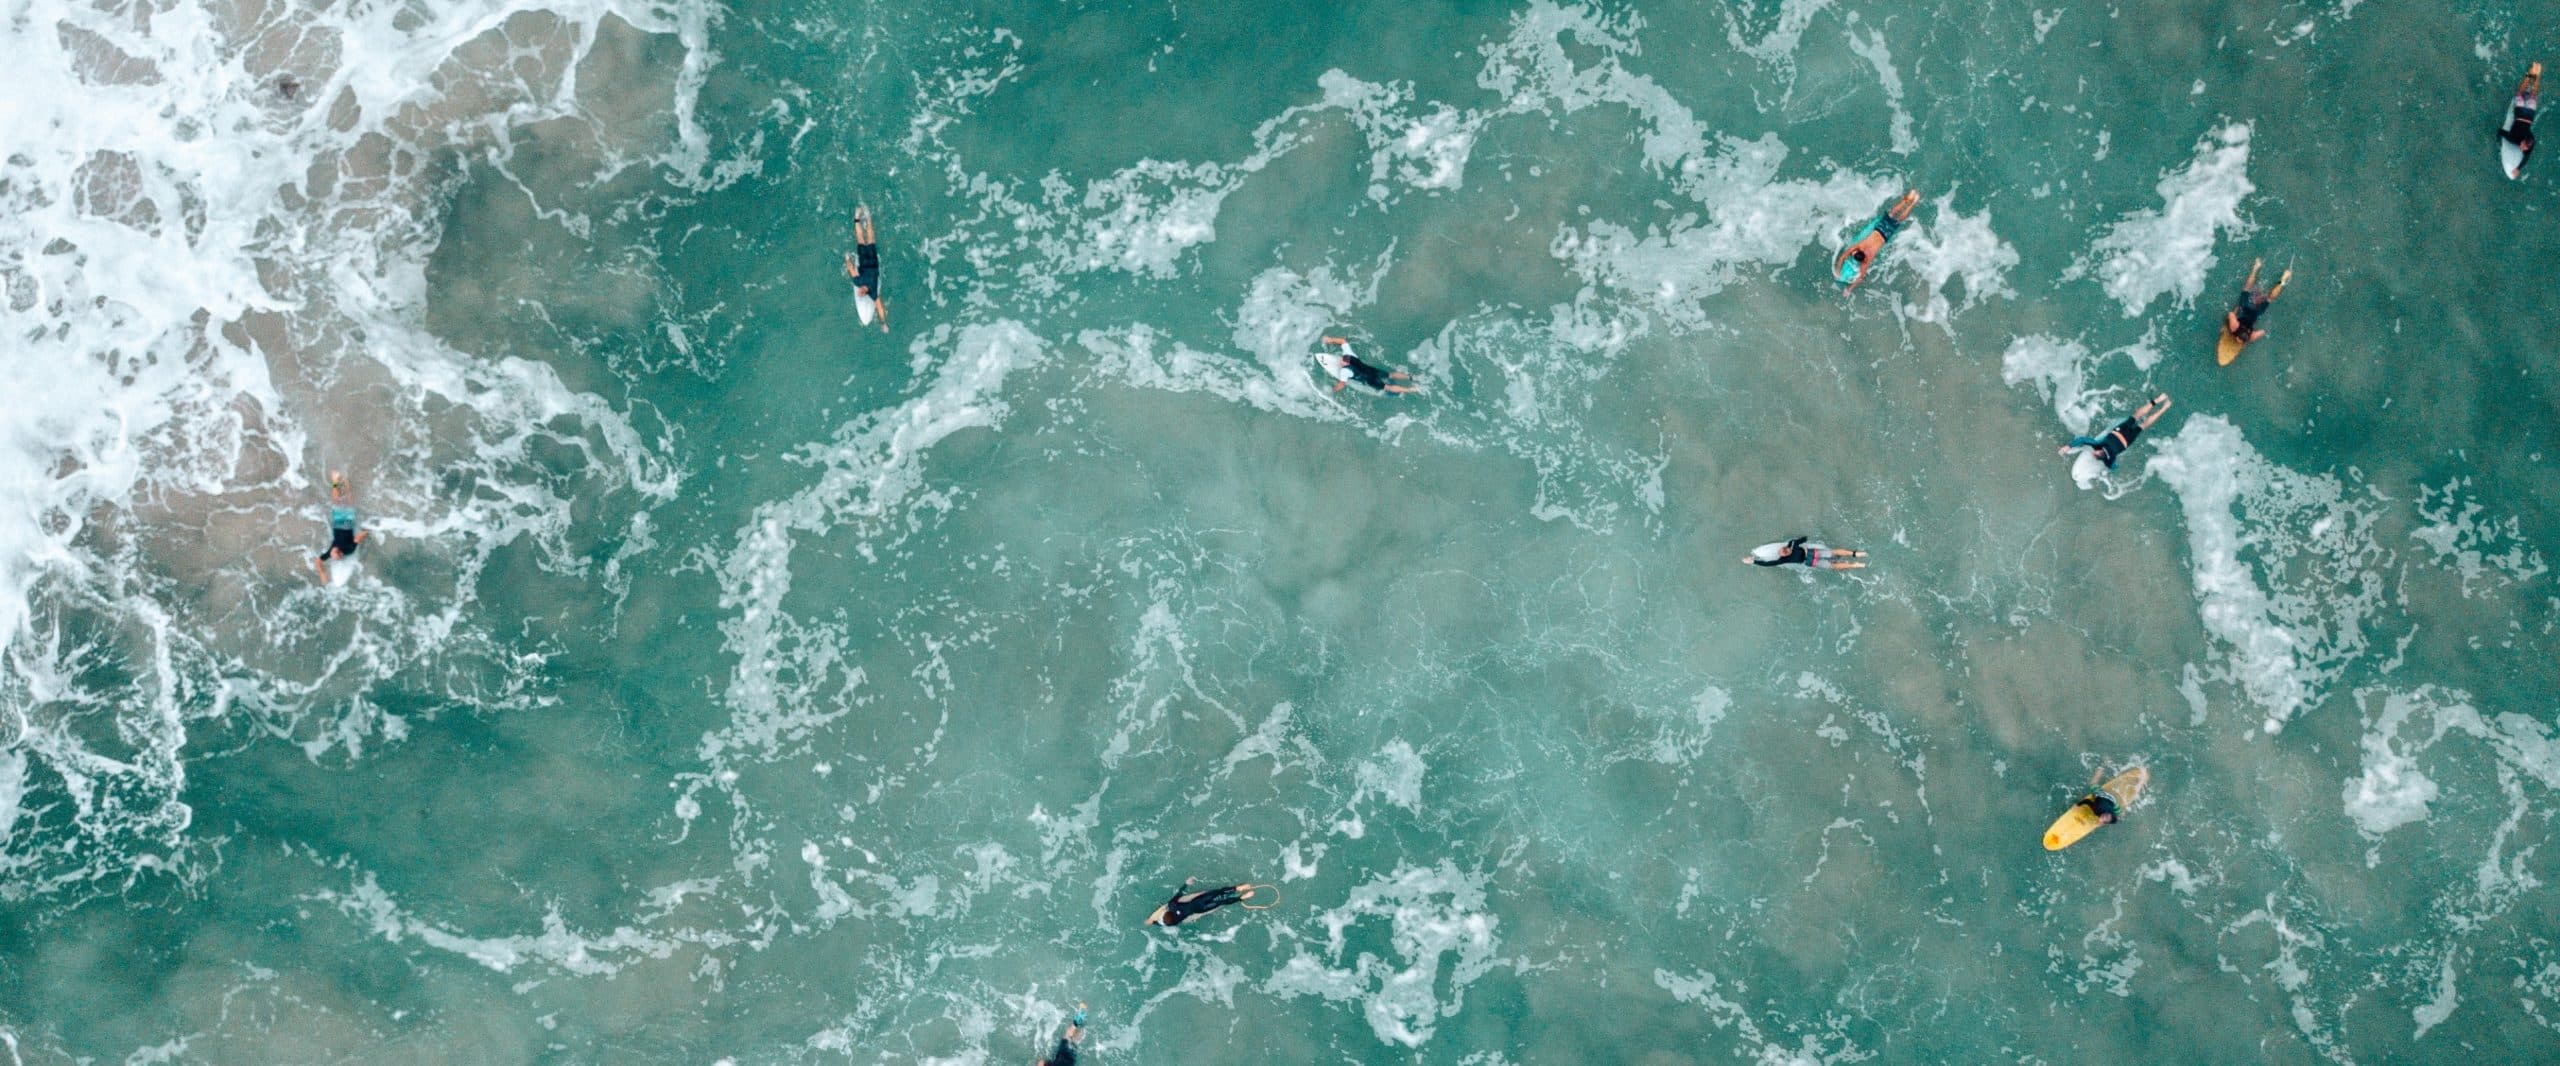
[2505,62,2541,178]
[1144,877,1260,927]
[2077,791,2121,825]
[842,204,888,332]
[2060,393,2172,470]
[1834,189,1921,294]
[2222,259,2290,346]
[1741,536,1867,570]
[311,470,371,583]
[1034,1003,1085,1066]
[1319,336,1416,395]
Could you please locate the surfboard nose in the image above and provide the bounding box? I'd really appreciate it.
[2042,832,2066,850]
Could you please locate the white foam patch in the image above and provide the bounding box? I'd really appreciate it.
[2410,477,2550,595]
[2346,689,2442,839]
[2077,123,2255,316]
[1644,686,1732,764]
[2413,950,2461,1039]
[1353,740,1428,813]
[2000,335,2120,431]
[1654,967,1869,1062]
[1890,201,2021,326]
[2147,415,2393,732]
[312,868,731,977]
[1721,0,1840,68]
[697,321,1047,790]
[1263,861,1502,1048]
[1843,20,1918,156]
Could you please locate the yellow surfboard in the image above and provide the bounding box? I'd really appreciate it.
[2216,330,2245,366]
[2043,767,2149,851]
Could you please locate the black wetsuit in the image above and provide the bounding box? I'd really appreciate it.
[2231,288,2271,335]
[2091,417,2142,468]
[317,507,360,561]
[2506,95,2538,146]
[1158,884,1246,926]
[853,242,882,299]
[1039,1040,1077,1066]
[1342,354,1393,391]
[1751,537,1813,567]
[2084,792,2121,823]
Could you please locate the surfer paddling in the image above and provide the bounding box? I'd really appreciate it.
[1144,877,1267,927]
[2505,62,2541,178]
[1833,189,1920,294]
[1033,1003,1086,1066]
[1742,536,1867,570]
[1319,336,1416,394]
[2059,393,2172,470]
[2221,259,2290,349]
[843,205,888,332]
[311,471,370,583]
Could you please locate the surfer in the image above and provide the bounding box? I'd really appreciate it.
[311,471,370,583]
[842,205,888,332]
[2221,259,2290,347]
[1033,1003,1085,1066]
[1144,877,1260,927]
[2058,393,2171,470]
[1741,536,1867,570]
[2074,790,2121,826]
[1319,336,1416,395]
[2505,62,2541,178]
[1833,189,1921,294]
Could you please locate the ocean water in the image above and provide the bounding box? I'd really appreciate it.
[5,0,2559,1060]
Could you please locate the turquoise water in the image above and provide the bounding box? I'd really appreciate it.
[6,0,2560,1060]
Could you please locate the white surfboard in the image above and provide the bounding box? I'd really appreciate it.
[2501,98,2533,179]
[855,293,877,325]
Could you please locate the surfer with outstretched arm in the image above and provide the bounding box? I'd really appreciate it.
[2059,393,2172,470]
[1833,189,1921,294]
[1033,1003,1085,1066]
[311,471,370,583]
[2505,62,2541,178]
[843,205,888,332]
[1741,536,1867,570]
[1144,877,1265,927]
[1319,336,1416,394]
[2222,259,2290,347]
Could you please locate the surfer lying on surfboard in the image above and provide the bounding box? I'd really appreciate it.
[842,205,888,332]
[312,470,371,583]
[1742,536,1867,570]
[1833,189,1921,294]
[2058,393,2171,471]
[1319,336,1417,394]
[1144,877,1267,927]
[2505,62,2541,178]
[2222,259,2289,347]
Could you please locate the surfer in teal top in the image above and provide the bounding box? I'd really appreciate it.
[312,471,370,583]
[1833,189,1920,294]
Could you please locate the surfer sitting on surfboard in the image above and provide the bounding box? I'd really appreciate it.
[2059,393,2172,471]
[2222,259,2289,347]
[1319,336,1416,394]
[1742,536,1867,570]
[311,470,370,583]
[1144,877,1261,927]
[1034,1003,1085,1066]
[2505,62,2541,178]
[842,205,888,332]
[1833,189,1921,294]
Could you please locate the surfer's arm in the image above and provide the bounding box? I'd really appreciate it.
[843,253,858,279]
